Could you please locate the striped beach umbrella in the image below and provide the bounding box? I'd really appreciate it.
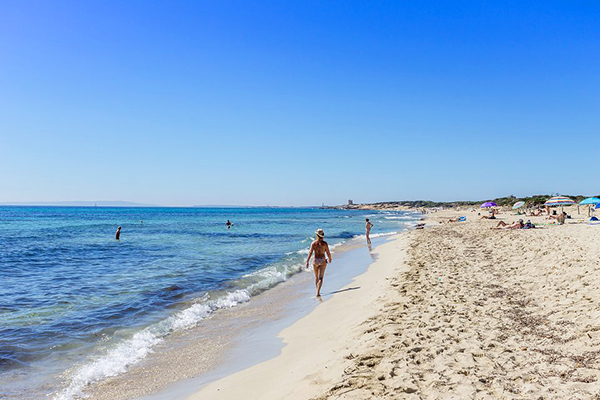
[512,201,525,210]
[544,196,575,206]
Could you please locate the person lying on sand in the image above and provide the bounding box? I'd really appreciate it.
[480,213,497,220]
[529,209,543,216]
[492,219,524,230]
[306,229,332,297]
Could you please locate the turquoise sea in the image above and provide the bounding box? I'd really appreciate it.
[0,206,419,399]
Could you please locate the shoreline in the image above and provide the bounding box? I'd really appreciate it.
[186,231,412,399]
[74,230,411,400]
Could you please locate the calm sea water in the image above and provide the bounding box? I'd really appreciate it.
[0,206,418,399]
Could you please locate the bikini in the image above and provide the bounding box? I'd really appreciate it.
[313,257,327,266]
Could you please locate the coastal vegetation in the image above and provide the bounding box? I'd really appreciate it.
[335,194,600,209]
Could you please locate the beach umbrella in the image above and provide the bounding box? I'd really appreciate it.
[543,196,575,207]
[597,203,600,210]
[544,196,575,214]
[578,198,600,216]
[480,201,497,208]
[512,201,525,210]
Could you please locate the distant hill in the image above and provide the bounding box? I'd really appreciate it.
[1,201,157,207]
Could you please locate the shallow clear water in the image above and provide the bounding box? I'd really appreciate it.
[0,206,418,399]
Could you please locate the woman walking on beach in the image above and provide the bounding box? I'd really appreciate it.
[306,229,332,297]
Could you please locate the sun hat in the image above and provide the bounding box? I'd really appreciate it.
[316,229,325,238]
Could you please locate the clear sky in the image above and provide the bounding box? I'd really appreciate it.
[1,1,599,206]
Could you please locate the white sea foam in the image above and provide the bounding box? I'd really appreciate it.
[329,241,345,250]
[53,255,314,400]
[243,262,304,293]
[369,231,399,238]
[350,231,400,242]
[54,330,161,400]
[53,288,256,400]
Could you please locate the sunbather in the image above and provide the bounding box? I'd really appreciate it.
[550,211,567,225]
[492,219,524,230]
[480,210,497,220]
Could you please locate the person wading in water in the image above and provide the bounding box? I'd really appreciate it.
[306,229,332,297]
[365,218,374,245]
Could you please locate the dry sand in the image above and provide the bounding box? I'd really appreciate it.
[190,207,600,399]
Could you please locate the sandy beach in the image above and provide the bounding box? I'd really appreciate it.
[190,207,600,399]
[4,3,598,400]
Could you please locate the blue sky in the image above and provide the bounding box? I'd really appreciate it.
[1,1,599,206]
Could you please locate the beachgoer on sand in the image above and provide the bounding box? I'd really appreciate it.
[529,209,543,216]
[365,218,374,244]
[492,219,524,230]
[550,212,567,225]
[480,210,497,220]
[306,229,332,297]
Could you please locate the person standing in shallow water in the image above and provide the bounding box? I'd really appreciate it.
[115,226,121,240]
[306,229,332,297]
[365,218,374,245]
